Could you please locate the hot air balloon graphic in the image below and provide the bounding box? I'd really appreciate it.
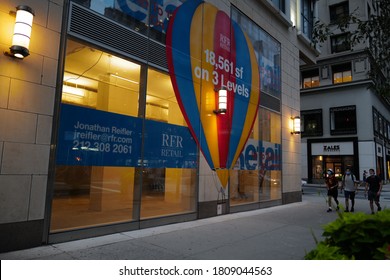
[166,0,260,187]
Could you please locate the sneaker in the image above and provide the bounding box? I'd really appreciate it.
[327,208,332,212]
[351,207,354,212]
[378,206,382,212]
[371,211,375,215]
[336,206,340,210]
[345,209,349,212]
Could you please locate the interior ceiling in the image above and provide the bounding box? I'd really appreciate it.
[64,40,177,106]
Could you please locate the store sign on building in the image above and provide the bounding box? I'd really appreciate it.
[323,145,340,152]
[166,0,260,187]
[312,142,354,155]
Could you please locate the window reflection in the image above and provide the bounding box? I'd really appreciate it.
[72,0,186,43]
[230,108,282,206]
[231,7,281,99]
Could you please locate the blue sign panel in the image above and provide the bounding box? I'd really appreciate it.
[56,104,198,168]
[56,104,142,167]
[143,120,198,168]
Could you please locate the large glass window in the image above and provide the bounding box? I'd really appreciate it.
[232,7,282,100]
[257,109,282,202]
[230,109,282,205]
[230,6,282,205]
[140,68,196,219]
[52,39,142,232]
[51,39,197,232]
[330,105,357,135]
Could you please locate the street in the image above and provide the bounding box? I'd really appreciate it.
[302,183,390,212]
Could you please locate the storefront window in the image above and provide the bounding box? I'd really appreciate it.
[230,118,260,204]
[230,108,282,205]
[141,68,196,219]
[312,156,324,180]
[229,6,282,205]
[51,39,142,232]
[52,39,197,231]
[258,109,282,201]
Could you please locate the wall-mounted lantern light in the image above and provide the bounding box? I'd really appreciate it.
[214,87,227,115]
[4,5,35,59]
[291,116,301,134]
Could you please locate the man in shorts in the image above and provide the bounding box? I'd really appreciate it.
[365,168,383,214]
[342,168,357,212]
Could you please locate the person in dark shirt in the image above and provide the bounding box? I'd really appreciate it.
[325,169,339,212]
[365,168,383,214]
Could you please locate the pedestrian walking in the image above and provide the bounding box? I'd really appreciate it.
[342,168,357,212]
[325,169,339,212]
[365,168,383,214]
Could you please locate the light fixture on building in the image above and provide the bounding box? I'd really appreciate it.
[4,5,34,59]
[291,116,301,134]
[214,87,227,115]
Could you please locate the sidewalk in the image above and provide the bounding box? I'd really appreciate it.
[0,192,388,260]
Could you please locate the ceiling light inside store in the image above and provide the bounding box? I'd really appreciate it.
[110,73,139,84]
[62,85,87,97]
